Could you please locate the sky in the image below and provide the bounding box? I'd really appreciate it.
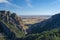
[0,0,60,15]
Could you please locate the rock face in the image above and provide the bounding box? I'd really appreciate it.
[0,22,16,40]
[27,13,60,34]
[0,10,27,40]
[0,10,25,31]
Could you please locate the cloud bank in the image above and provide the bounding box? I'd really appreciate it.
[25,0,32,8]
[0,0,22,9]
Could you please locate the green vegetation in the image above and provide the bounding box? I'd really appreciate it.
[0,10,26,40]
[0,11,60,40]
[0,19,25,40]
[23,28,60,40]
[5,22,25,38]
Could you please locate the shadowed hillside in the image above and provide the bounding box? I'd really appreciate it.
[27,13,60,34]
[21,13,60,40]
[0,22,16,40]
[1,10,60,40]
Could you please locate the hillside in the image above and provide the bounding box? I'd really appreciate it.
[22,13,60,40]
[27,13,60,34]
[0,10,60,40]
[0,10,26,40]
[23,28,60,40]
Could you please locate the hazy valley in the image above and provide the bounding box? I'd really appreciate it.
[21,15,51,27]
[0,10,60,40]
[0,0,60,40]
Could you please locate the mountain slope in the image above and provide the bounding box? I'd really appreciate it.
[23,28,60,40]
[27,13,60,34]
[0,10,26,40]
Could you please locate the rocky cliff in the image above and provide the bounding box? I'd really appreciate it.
[0,10,26,40]
[0,10,25,31]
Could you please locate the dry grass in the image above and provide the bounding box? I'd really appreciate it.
[22,18,47,24]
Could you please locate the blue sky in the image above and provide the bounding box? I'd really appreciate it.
[0,0,60,15]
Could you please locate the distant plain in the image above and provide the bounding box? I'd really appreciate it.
[21,15,51,25]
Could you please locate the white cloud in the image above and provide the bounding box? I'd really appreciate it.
[25,0,33,8]
[7,2,23,9]
[0,0,32,8]
[0,0,8,3]
[0,0,23,9]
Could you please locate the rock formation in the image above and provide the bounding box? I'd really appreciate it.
[0,10,25,32]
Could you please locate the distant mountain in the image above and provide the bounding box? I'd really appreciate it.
[20,15,51,18]
[27,13,60,34]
